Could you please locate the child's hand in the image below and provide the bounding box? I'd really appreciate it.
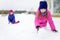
[36,26,40,32]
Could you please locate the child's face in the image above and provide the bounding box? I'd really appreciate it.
[40,9,46,13]
[10,12,13,15]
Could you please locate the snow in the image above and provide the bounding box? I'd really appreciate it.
[0,13,60,40]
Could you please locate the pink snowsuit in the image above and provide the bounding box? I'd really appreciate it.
[35,8,56,30]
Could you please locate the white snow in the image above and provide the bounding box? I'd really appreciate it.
[0,13,60,40]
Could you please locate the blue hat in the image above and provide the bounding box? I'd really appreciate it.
[39,1,48,9]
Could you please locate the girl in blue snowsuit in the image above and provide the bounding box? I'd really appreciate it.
[8,10,19,24]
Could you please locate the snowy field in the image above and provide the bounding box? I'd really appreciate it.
[0,13,60,40]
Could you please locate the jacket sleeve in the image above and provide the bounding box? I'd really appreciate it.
[12,15,15,23]
[47,10,56,30]
[35,8,40,27]
[8,15,11,22]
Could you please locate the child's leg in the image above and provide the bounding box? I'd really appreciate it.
[11,18,15,24]
[12,21,19,24]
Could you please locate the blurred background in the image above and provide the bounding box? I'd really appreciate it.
[0,0,60,40]
[0,0,60,17]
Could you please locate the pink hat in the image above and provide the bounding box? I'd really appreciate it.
[9,10,13,12]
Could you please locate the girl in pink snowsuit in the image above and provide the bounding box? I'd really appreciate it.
[35,1,57,32]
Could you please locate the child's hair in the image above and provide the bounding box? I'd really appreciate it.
[38,1,48,18]
[38,9,48,18]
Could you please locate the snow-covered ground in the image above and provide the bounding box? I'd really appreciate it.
[0,13,60,40]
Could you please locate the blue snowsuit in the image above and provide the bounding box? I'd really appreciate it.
[8,14,15,23]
